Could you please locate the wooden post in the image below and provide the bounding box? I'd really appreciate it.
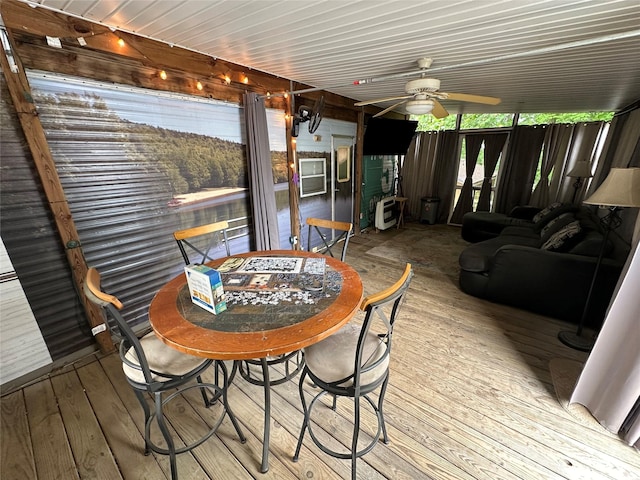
[353,110,365,235]
[0,21,114,354]
[286,95,301,250]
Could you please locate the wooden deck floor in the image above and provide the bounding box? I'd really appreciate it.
[2,223,638,479]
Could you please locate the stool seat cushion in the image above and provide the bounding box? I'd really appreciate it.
[304,323,388,387]
[123,332,205,384]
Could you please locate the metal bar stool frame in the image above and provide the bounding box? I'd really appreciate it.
[83,267,246,480]
[293,264,413,480]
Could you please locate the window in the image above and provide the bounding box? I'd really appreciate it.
[336,146,351,182]
[299,158,327,197]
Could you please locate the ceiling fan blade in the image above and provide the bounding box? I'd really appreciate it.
[431,100,449,119]
[373,100,409,118]
[444,92,501,105]
[355,95,412,107]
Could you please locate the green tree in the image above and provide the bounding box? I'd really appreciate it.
[414,111,613,131]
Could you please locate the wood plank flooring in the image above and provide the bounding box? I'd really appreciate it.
[2,223,638,479]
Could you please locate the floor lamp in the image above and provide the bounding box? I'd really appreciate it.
[558,167,640,351]
[566,161,593,204]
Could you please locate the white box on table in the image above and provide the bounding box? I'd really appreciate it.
[184,264,227,314]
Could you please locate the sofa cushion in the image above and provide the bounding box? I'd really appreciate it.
[532,202,562,223]
[541,220,582,251]
[540,212,575,243]
[532,203,580,232]
[459,235,541,272]
[569,230,607,257]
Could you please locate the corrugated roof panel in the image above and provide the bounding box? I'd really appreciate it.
[26,1,640,114]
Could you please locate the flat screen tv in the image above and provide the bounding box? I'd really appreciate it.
[363,117,418,155]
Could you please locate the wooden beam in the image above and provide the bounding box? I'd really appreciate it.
[285,97,301,250]
[0,16,114,354]
[354,110,365,235]
[1,0,365,117]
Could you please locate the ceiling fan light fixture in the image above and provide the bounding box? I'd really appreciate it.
[405,99,435,115]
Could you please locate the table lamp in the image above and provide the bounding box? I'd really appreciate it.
[558,167,640,351]
[566,161,593,203]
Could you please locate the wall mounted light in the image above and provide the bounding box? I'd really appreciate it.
[117,37,125,48]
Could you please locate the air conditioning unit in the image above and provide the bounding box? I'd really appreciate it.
[375,197,396,230]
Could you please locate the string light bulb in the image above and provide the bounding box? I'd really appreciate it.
[159,70,167,80]
[224,74,231,84]
[117,37,125,48]
[196,81,203,91]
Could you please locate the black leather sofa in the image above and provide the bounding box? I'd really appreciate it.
[458,204,628,326]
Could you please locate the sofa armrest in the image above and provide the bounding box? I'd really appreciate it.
[485,245,623,324]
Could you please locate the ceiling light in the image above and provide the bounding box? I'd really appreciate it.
[405,99,434,115]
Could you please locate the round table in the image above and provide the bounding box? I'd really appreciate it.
[148,250,363,472]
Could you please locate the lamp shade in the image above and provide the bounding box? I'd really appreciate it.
[567,161,593,178]
[583,168,640,207]
[405,99,434,115]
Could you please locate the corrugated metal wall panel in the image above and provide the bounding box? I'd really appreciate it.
[0,76,93,361]
[26,71,254,333]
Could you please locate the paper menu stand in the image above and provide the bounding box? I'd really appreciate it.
[184,264,227,314]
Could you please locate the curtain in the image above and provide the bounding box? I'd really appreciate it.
[531,125,572,207]
[433,131,461,224]
[494,125,547,214]
[556,122,606,203]
[570,109,640,448]
[243,92,280,250]
[476,133,508,212]
[450,134,483,224]
[402,132,439,220]
[570,235,640,448]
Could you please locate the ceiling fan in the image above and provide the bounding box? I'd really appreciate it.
[354,58,501,118]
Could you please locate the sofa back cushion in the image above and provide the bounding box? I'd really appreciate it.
[532,202,562,223]
[540,212,575,243]
[541,220,582,251]
[532,203,580,233]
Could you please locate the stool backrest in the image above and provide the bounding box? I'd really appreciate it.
[173,220,231,265]
[83,267,161,387]
[354,263,413,391]
[306,217,353,261]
